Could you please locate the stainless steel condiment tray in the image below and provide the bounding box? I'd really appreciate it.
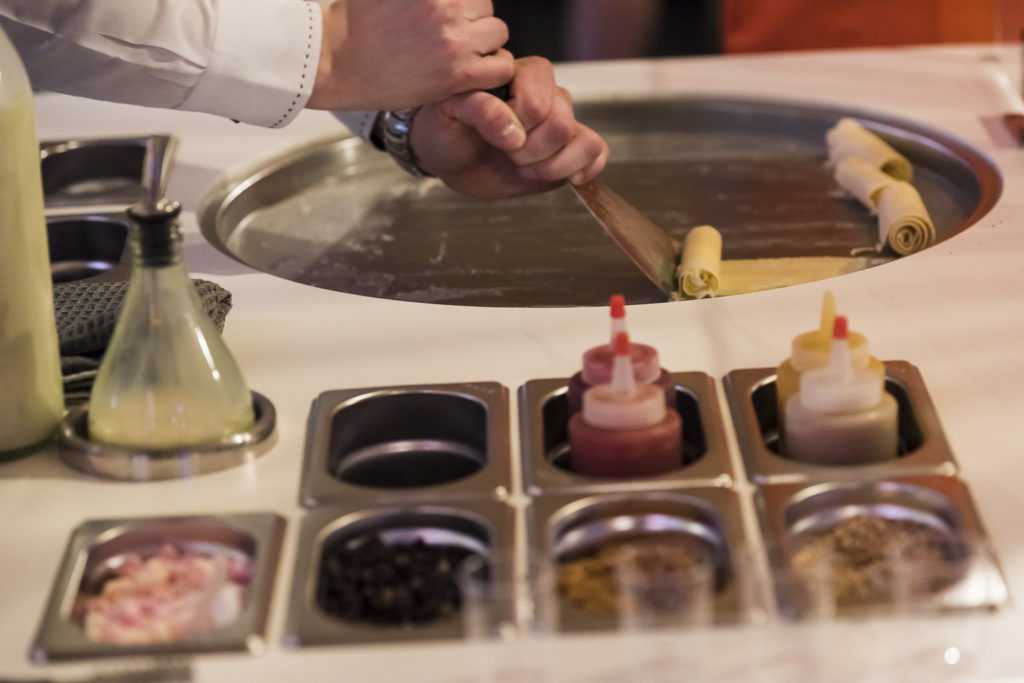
[41,135,167,214]
[529,487,763,632]
[519,373,733,494]
[724,361,958,483]
[299,382,512,506]
[754,475,1009,619]
[285,499,515,647]
[58,391,277,481]
[31,512,285,662]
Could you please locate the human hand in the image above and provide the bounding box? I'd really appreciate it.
[410,56,609,198]
[308,0,514,111]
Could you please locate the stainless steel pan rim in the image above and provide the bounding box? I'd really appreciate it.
[553,512,724,565]
[312,505,494,556]
[198,94,1002,307]
[546,491,727,564]
[783,479,961,531]
[300,382,511,504]
[788,502,957,544]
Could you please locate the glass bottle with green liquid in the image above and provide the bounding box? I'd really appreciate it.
[87,137,254,449]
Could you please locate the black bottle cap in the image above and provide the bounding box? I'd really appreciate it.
[128,200,182,265]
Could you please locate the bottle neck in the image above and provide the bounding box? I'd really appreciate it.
[790,329,871,371]
[128,203,183,268]
[582,382,666,430]
[581,342,661,385]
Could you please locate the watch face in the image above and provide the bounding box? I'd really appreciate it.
[383,109,430,178]
[384,109,415,138]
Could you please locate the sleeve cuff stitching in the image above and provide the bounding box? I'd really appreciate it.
[271,2,316,128]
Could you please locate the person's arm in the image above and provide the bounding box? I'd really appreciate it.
[0,0,514,128]
[1,0,318,127]
[308,0,514,112]
[408,56,609,198]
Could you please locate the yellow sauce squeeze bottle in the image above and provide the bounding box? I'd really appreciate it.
[783,316,898,466]
[775,291,884,442]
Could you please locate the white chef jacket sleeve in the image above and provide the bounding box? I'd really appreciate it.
[332,110,380,145]
[0,0,321,128]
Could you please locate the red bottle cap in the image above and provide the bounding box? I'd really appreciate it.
[832,315,848,341]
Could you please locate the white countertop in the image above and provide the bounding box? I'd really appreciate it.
[4,43,1024,681]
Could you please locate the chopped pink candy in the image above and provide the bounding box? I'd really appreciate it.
[81,545,250,645]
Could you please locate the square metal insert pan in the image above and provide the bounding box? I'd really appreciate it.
[31,512,285,662]
[46,211,130,283]
[528,487,761,632]
[300,382,511,506]
[754,475,1009,617]
[41,135,172,213]
[285,499,515,646]
[724,361,957,483]
[519,372,734,494]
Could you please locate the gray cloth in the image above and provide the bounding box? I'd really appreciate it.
[53,279,233,404]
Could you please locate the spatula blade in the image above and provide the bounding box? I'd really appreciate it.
[571,179,682,296]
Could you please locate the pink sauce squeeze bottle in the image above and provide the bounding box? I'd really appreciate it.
[783,316,898,466]
[566,295,676,416]
[568,332,683,478]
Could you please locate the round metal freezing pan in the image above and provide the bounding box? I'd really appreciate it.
[199,95,1001,307]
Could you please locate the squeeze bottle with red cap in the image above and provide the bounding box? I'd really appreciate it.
[568,332,683,478]
[566,295,675,416]
[784,316,898,466]
[775,291,884,439]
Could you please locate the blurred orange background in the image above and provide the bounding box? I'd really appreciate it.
[723,0,1024,53]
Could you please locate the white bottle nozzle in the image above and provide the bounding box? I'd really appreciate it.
[790,294,870,372]
[827,315,854,380]
[581,294,661,386]
[610,331,636,398]
[609,294,627,341]
[799,315,884,412]
[582,331,666,429]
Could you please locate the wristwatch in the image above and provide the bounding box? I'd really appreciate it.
[372,108,433,178]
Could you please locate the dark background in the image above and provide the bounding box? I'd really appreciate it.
[493,0,722,62]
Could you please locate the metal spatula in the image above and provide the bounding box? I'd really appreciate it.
[571,178,683,296]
